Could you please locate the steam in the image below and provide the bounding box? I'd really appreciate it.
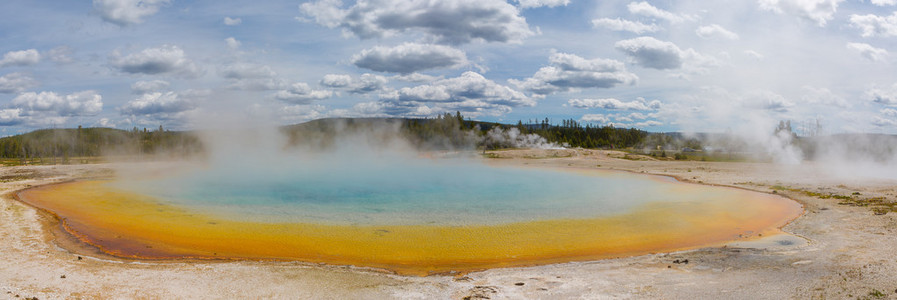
[195,121,417,172]
[743,123,803,165]
[483,127,565,150]
[681,124,803,165]
[109,119,577,226]
[805,134,897,180]
[769,129,803,165]
[683,120,897,180]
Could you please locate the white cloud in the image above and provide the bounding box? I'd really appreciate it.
[93,0,171,26]
[392,73,443,82]
[218,63,286,90]
[131,79,170,94]
[871,0,897,5]
[580,114,610,123]
[601,111,665,128]
[510,52,638,95]
[746,91,795,112]
[225,37,241,50]
[0,49,41,68]
[118,90,206,125]
[758,0,844,26]
[276,104,329,124]
[321,101,391,119]
[615,115,634,122]
[681,49,721,75]
[389,72,530,104]
[744,50,765,59]
[300,0,534,44]
[351,43,468,74]
[119,91,199,116]
[0,109,25,126]
[0,73,38,93]
[111,45,201,77]
[846,42,889,61]
[320,74,353,88]
[567,98,658,111]
[868,84,897,105]
[801,86,850,108]
[849,12,897,37]
[627,112,650,120]
[615,37,683,69]
[320,73,388,93]
[274,82,333,104]
[591,18,661,34]
[12,90,103,116]
[627,2,691,23]
[871,116,897,127]
[223,17,242,26]
[297,0,345,27]
[95,118,115,128]
[514,0,569,9]
[227,78,287,91]
[609,117,663,128]
[612,37,719,75]
[376,71,532,117]
[349,73,389,94]
[0,90,104,126]
[695,24,739,40]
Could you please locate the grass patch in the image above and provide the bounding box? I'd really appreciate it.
[861,289,887,300]
[769,185,850,199]
[483,150,574,159]
[771,185,788,191]
[771,185,895,215]
[0,156,106,166]
[621,154,652,161]
[0,176,30,182]
[624,149,753,162]
[482,153,503,159]
[839,197,896,215]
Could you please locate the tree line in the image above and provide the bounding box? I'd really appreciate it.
[0,126,202,162]
[0,113,651,162]
[513,118,647,149]
[399,112,648,150]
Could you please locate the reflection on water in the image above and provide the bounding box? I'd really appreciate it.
[111,161,710,225]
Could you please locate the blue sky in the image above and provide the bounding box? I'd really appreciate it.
[1,0,896,136]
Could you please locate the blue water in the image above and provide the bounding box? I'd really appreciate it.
[113,158,702,225]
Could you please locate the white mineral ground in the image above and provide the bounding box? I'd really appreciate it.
[2,149,896,299]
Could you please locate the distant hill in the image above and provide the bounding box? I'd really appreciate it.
[281,115,648,150]
[0,114,652,161]
[0,126,202,161]
[280,116,505,150]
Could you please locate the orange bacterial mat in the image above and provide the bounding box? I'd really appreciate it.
[19,178,802,276]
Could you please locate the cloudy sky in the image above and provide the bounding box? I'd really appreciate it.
[1,0,896,135]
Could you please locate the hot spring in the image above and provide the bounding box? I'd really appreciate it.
[19,153,802,276]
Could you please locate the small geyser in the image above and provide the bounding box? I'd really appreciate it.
[18,124,802,275]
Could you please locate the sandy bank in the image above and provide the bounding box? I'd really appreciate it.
[2,150,896,299]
